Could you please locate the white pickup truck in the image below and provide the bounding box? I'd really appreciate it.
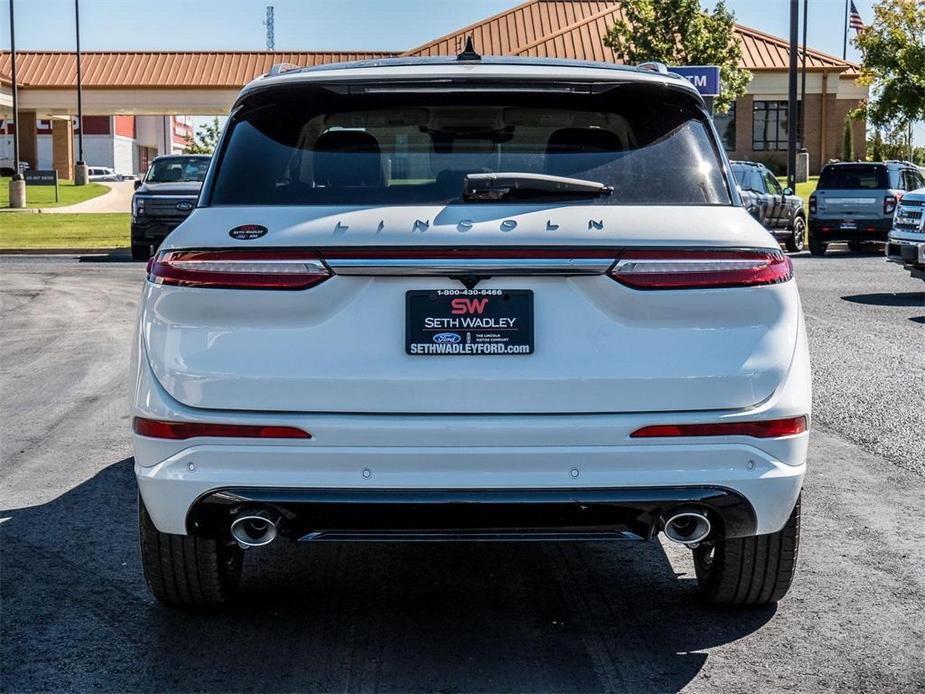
[887,188,925,280]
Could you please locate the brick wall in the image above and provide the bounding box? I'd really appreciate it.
[726,92,867,175]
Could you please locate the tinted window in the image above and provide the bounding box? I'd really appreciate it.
[763,170,782,195]
[903,169,925,191]
[210,87,731,206]
[732,165,763,192]
[146,157,210,183]
[817,165,888,190]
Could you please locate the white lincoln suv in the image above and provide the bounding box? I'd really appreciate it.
[131,55,810,608]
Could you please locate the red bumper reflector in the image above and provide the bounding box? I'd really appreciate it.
[133,417,311,440]
[630,416,807,439]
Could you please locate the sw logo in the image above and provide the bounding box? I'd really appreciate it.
[450,298,489,315]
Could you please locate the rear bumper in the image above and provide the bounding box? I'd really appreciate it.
[136,423,806,539]
[187,486,757,542]
[809,217,891,242]
[131,218,185,245]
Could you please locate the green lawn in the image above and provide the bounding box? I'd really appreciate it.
[1,177,110,208]
[0,213,130,249]
[779,176,819,211]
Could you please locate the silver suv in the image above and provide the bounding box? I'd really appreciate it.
[808,161,925,256]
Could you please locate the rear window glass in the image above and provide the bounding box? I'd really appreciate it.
[209,86,730,206]
[817,165,888,190]
[146,158,210,184]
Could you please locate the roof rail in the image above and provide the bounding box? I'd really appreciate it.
[267,63,302,77]
[636,61,669,75]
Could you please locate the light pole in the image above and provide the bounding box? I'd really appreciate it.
[73,0,88,185]
[7,0,26,207]
[787,0,799,192]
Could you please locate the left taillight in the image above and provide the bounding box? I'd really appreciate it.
[611,249,793,290]
[147,250,331,290]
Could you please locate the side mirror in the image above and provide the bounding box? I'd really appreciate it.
[783,187,794,196]
[134,179,142,191]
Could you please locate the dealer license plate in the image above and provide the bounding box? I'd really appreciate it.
[406,289,534,355]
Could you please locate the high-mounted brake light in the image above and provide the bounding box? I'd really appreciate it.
[631,416,807,439]
[148,250,331,290]
[611,249,792,289]
[133,417,311,440]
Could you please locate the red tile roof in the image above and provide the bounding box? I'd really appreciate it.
[0,51,398,89]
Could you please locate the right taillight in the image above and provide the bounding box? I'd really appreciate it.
[610,249,793,290]
[809,196,817,214]
[148,250,331,290]
[884,195,898,215]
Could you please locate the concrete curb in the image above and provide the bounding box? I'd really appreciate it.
[0,248,130,255]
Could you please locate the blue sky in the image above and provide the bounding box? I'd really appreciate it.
[1,0,919,143]
[0,0,876,60]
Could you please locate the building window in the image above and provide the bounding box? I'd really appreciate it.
[713,102,736,151]
[752,100,801,151]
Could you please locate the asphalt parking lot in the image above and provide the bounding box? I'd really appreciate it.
[1,248,924,692]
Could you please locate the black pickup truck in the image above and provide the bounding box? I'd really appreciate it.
[131,155,211,260]
[731,160,806,252]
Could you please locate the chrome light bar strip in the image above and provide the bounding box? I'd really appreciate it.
[325,257,614,275]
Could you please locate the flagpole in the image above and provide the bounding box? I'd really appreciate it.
[787,0,798,192]
[843,0,849,59]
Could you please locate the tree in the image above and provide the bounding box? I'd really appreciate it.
[602,0,750,113]
[866,126,913,161]
[842,116,854,161]
[852,0,925,135]
[184,117,222,154]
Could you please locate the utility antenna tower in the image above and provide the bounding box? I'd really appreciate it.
[264,6,275,51]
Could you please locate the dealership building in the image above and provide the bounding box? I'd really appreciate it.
[0,0,866,178]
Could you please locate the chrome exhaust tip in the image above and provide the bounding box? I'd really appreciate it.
[230,509,279,549]
[662,510,712,546]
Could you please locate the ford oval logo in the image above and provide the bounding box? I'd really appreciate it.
[229,224,268,240]
[433,332,461,344]
[176,201,193,212]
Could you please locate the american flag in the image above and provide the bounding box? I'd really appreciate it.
[849,1,865,32]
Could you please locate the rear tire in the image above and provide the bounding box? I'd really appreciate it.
[785,217,806,253]
[139,496,242,608]
[808,232,827,256]
[692,494,801,605]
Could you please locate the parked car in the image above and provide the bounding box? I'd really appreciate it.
[132,56,809,608]
[886,186,925,281]
[87,166,123,182]
[130,154,211,261]
[731,160,806,252]
[0,159,30,177]
[808,161,925,256]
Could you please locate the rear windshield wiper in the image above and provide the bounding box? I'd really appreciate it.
[463,172,613,201]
